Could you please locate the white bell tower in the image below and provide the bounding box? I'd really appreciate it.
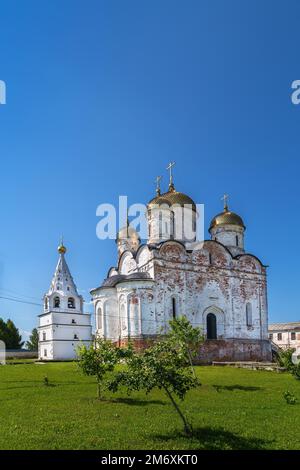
[38,241,92,360]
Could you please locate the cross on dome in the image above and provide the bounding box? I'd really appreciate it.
[166,161,175,191]
[155,175,162,195]
[221,194,229,211]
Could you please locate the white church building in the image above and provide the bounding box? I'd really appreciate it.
[91,166,272,363]
[38,242,92,360]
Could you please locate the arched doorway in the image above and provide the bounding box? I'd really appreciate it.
[207,313,217,339]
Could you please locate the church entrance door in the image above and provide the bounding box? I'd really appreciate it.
[207,313,217,339]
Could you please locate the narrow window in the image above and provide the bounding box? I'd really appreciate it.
[269,333,273,340]
[68,297,75,309]
[97,307,102,329]
[170,211,175,239]
[172,298,176,319]
[54,296,60,308]
[44,298,48,310]
[44,349,47,357]
[159,212,163,238]
[277,333,282,341]
[207,313,217,339]
[209,253,212,265]
[42,332,46,341]
[291,332,296,341]
[246,303,252,327]
[236,235,239,246]
[74,334,78,340]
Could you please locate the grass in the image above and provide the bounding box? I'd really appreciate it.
[0,362,299,450]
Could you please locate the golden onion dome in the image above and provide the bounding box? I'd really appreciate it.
[58,243,67,254]
[148,187,196,211]
[209,209,245,231]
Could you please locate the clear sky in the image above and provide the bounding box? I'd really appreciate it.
[0,0,299,340]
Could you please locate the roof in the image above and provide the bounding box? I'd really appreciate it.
[269,322,300,332]
[46,252,79,297]
[148,188,196,211]
[209,209,245,231]
[93,272,152,290]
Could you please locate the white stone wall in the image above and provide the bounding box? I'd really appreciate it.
[93,239,268,344]
[210,224,245,256]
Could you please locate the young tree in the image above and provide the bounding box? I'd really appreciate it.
[77,337,120,399]
[109,338,199,435]
[167,316,204,377]
[26,328,39,351]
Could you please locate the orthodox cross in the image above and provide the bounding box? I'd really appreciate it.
[155,175,162,196]
[221,194,229,211]
[166,161,175,190]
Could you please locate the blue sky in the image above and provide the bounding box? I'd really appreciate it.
[0,0,299,340]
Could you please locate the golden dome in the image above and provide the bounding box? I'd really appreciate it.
[148,187,196,211]
[209,209,245,231]
[58,243,67,254]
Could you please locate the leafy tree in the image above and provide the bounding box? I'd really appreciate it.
[277,348,295,371]
[0,318,24,349]
[26,328,39,351]
[167,316,204,377]
[77,337,120,399]
[109,337,199,435]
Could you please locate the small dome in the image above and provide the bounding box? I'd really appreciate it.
[209,209,245,231]
[148,188,196,211]
[58,243,67,254]
[116,224,140,241]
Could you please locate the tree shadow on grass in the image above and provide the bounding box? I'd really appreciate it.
[213,384,263,393]
[110,397,167,406]
[153,426,272,450]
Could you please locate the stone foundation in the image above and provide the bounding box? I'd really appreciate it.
[196,339,272,364]
[115,337,272,364]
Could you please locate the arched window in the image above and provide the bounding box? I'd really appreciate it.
[44,297,48,310]
[97,307,102,330]
[42,332,46,341]
[68,297,75,309]
[172,297,176,319]
[207,313,217,339]
[54,296,60,308]
[246,303,252,327]
[159,212,163,238]
[170,211,175,239]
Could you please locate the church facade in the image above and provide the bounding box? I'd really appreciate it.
[91,173,271,363]
[38,243,92,360]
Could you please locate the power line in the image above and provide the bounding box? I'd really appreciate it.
[0,288,42,302]
[0,295,42,307]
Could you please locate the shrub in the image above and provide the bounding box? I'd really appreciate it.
[277,348,295,371]
[283,390,297,405]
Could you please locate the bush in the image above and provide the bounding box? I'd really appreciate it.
[277,348,295,371]
[283,390,297,405]
[291,363,300,380]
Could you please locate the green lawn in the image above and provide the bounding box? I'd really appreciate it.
[0,362,299,450]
